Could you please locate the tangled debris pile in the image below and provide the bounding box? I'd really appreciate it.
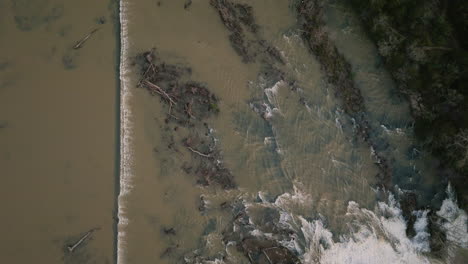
[136,49,235,189]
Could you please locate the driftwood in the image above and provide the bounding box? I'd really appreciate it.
[136,51,236,189]
[143,80,177,106]
[73,28,99,49]
[67,227,100,253]
[187,146,212,158]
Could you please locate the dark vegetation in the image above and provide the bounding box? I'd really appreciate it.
[295,0,466,256]
[347,0,468,207]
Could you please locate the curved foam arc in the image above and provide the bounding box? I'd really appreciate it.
[117,1,134,263]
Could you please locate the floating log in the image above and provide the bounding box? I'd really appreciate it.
[67,227,100,253]
[73,28,99,49]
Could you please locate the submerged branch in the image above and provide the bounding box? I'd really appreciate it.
[73,28,99,49]
[67,227,100,253]
[187,146,212,158]
[143,80,177,106]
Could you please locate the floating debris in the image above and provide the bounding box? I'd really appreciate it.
[136,49,236,189]
[66,227,100,253]
[73,28,99,49]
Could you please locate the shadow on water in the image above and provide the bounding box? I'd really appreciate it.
[111,0,121,264]
[11,0,64,32]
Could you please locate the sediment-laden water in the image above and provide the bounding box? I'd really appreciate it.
[117,0,467,263]
[1,0,467,263]
[0,0,118,263]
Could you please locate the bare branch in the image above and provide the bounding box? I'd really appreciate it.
[187,146,212,158]
[143,80,177,106]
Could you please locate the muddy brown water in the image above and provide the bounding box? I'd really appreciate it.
[0,0,117,263]
[118,0,467,263]
[1,0,467,263]
[118,0,384,263]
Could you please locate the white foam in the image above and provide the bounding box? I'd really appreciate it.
[274,185,314,211]
[264,136,275,145]
[264,80,285,117]
[411,210,431,252]
[117,1,135,263]
[306,198,430,264]
[335,117,343,133]
[436,184,468,248]
[248,190,434,264]
[263,103,275,119]
[381,124,406,136]
[204,259,226,264]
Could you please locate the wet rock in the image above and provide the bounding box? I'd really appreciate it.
[194,159,236,189]
[399,191,418,237]
[242,237,300,264]
[217,201,301,264]
[428,211,447,257]
[198,195,207,212]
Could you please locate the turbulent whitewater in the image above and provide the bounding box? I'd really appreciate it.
[117,0,134,263]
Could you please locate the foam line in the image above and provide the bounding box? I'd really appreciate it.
[117,1,134,263]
